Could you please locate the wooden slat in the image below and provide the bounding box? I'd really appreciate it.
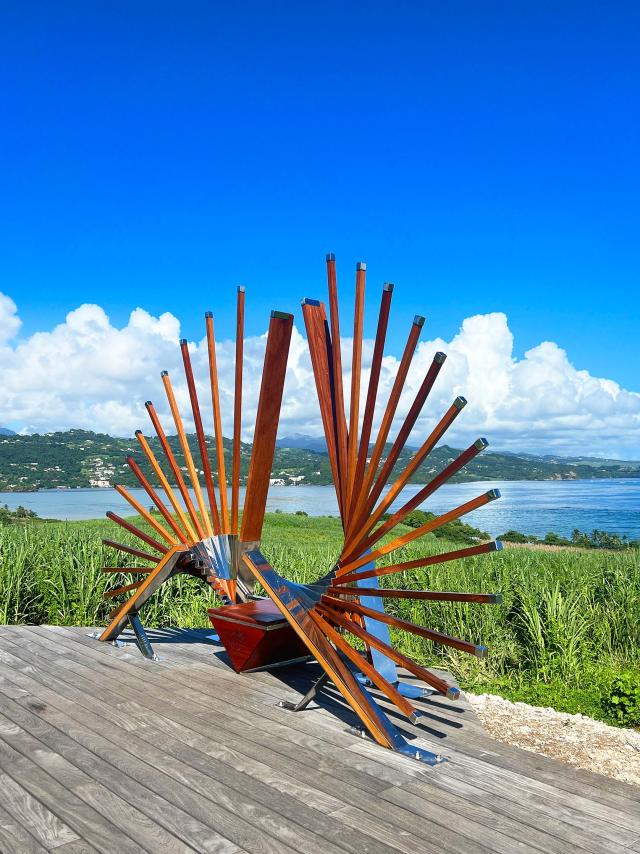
[318,603,459,698]
[231,286,245,536]
[134,430,197,542]
[346,437,489,560]
[145,401,204,541]
[301,299,344,517]
[101,539,161,563]
[180,336,221,534]
[126,455,189,543]
[309,609,417,720]
[102,567,153,575]
[322,594,487,657]
[334,541,503,585]
[346,262,366,515]
[161,372,211,538]
[348,350,446,542]
[345,316,424,539]
[345,397,465,555]
[113,484,178,546]
[239,311,294,542]
[205,314,230,533]
[326,254,349,515]
[348,282,393,523]
[105,512,168,554]
[328,587,501,603]
[339,489,501,575]
[103,580,144,600]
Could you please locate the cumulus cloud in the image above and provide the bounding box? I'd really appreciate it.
[0,293,638,458]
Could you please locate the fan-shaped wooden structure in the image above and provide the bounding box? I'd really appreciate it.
[99,258,503,764]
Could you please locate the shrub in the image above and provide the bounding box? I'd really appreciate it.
[603,673,640,727]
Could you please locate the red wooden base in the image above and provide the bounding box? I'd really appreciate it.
[208,599,310,672]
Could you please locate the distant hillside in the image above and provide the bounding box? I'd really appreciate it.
[0,427,16,436]
[0,429,638,491]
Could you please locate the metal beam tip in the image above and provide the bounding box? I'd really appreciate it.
[144,400,153,407]
[454,396,467,409]
[487,488,501,500]
[474,437,489,450]
[434,351,447,363]
[475,645,488,659]
[301,297,321,307]
[160,370,169,377]
[356,261,367,271]
[326,252,335,261]
[383,282,394,292]
[237,285,245,292]
[446,687,460,701]
[413,315,426,327]
[204,311,213,318]
[179,338,188,345]
[491,593,503,604]
[271,310,293,320]
[494,540,504,551]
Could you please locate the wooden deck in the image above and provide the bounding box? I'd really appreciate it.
[0,625,638,854]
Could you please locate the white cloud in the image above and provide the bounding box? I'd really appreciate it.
[0,293,638,458]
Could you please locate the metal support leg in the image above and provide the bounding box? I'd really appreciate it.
[129,613,159,661]
[278,672,329,712]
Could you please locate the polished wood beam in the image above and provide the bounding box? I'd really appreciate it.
[103,580,144,599]
[126,455,188,543]
[318,603,459,699]
[346,316,424,539]
[334,541,502,585]
[180,336,221,533]
[102,539,161,563]
[328,586,502,604]
[205,313,230,533]
[113,485,178,546]
[145,401,204,540]
[322,594,487,657]
[134,430,197,541]
[231,286,245,535]
[301,299,343,515]
[338,489,501,575]
[240,311,294,542]
[326,254,349,513]
[349,283,393,524]
[347,437,489,559]
[309,609,418,720]
[345,397,465,555]
[161,371,211,538]
[105,511,168,554]
[346,262,366,514]
[102,567,153,574]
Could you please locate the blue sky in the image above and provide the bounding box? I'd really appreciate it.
[0,2,639,454]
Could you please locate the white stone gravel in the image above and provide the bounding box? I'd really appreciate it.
[465,692,640,787]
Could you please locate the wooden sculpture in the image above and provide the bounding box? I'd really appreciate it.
[99,258,503,765]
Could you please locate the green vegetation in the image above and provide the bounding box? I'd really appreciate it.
[2,428,640,491]
[0,504,38,525]
[498,527,639,550]
[0,510,638,729]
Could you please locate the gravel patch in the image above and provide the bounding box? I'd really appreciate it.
[465,692,640,787]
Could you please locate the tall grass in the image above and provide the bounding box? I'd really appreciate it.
[1,513,638,723]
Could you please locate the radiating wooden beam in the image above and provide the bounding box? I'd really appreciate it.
[205,313,230,533]
[113,484,178,546]
[326,254,349,513]
[231,286,245,535]
[103,580,144,599]
[134,430,197,541]
[346,397,466,555]
[301,299,344,515]
[161,371,211,538]
[322,594,488,657]
[240,311,294,542]
[349,350,446,540]
[102,539,161,563]
[126,455,189,544]
[334,541,502,585]
[145,401,204,540]
[328,586,502,604]
[346,262,366,513]
[309,609,418,721]
[346,316,424,539]
[338,489,501,575]
[105,511,168,554]
[348,283,393,524]
[180,336,221,533]
[102,567,154,574]
[346,437,489,560]
[318,603,460,699]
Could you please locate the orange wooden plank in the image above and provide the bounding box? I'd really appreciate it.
[205,314,230,533]
[326,254,349,513]
[114,484,178,546]
[126,455,189,543]
[346,262,366,514]
[240,311,293,542]
[231,286,245,535]
[105,511,168,554]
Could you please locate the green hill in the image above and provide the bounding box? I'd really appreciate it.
[0,429,638,491]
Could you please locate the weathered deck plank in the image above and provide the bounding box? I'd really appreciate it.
[0,624,638,854]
